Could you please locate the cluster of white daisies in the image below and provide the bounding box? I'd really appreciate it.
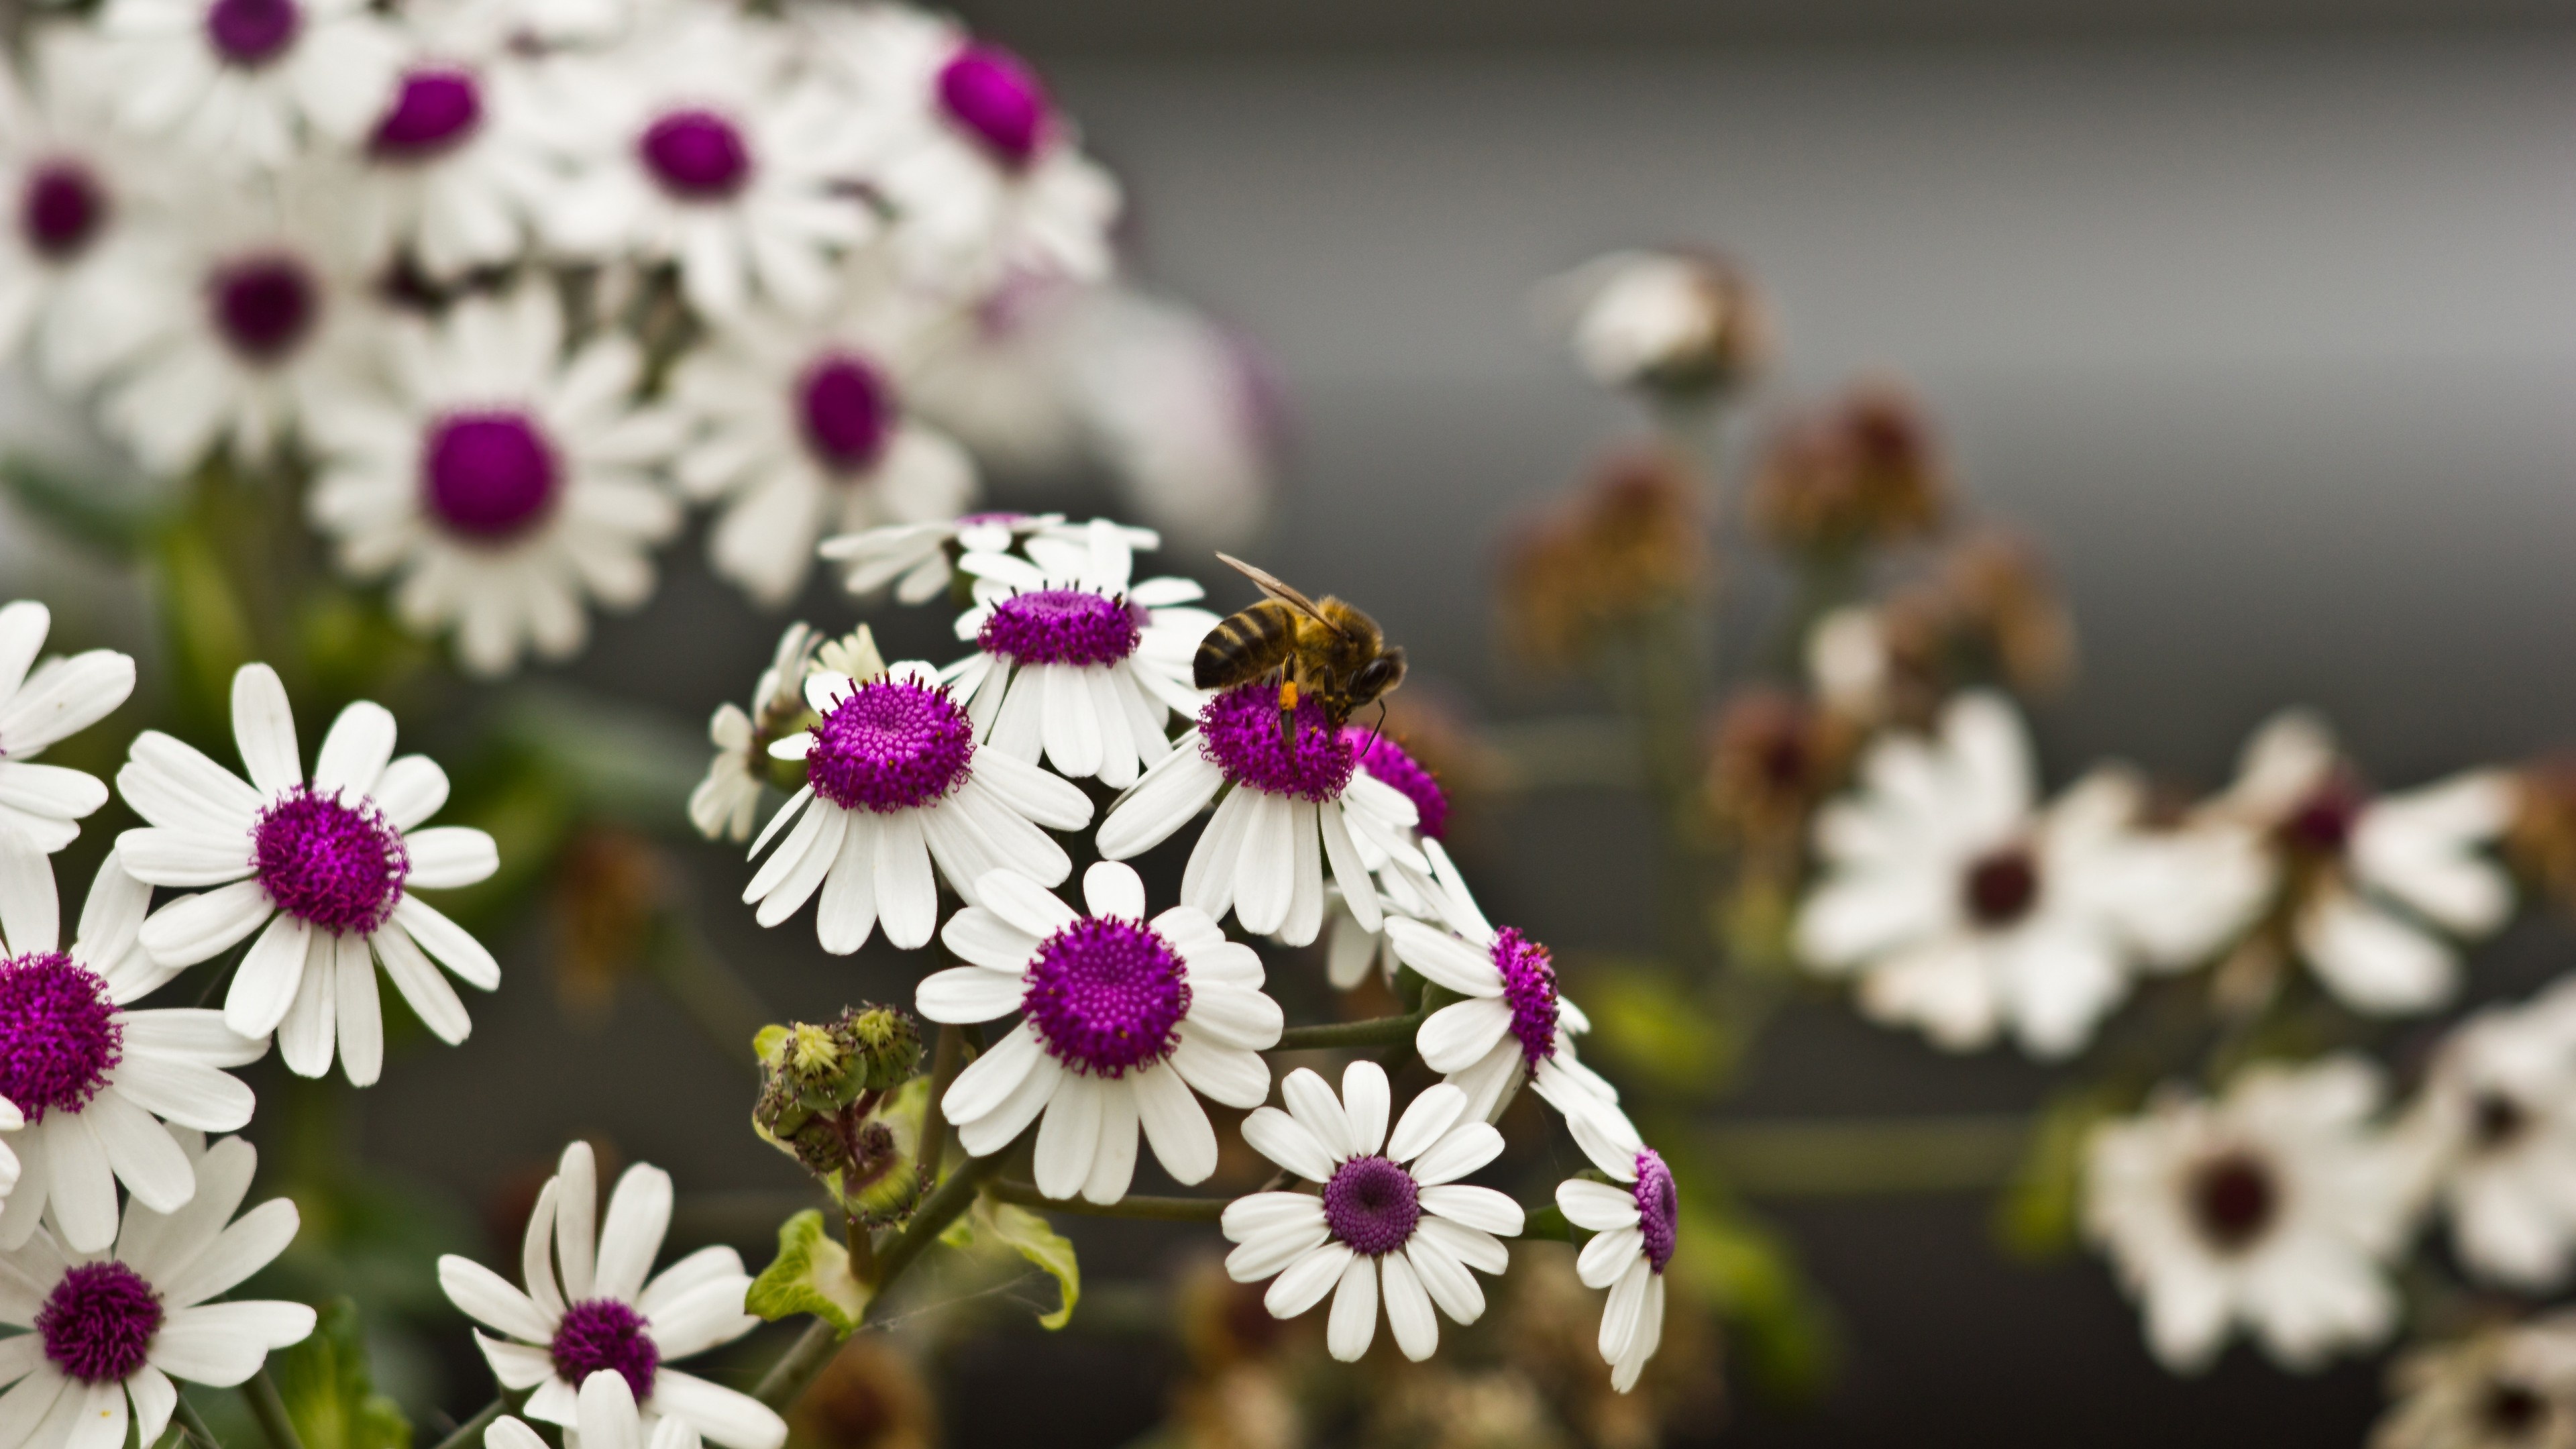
[692,513,1677,1391]
[0,0,1273,678]
[0,598,513,1449]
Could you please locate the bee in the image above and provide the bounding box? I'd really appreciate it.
[1194,553,1407,741]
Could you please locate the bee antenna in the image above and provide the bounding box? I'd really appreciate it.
[1362,701,1389,755]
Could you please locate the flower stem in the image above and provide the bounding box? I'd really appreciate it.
[988,1179,1229,1221]
[1272,1010,1430,1051]
[751,1319,841,1411]
[242,1370,306,1449]
[917,1023,965,1182]
[175,1394,225,1449]
[427,1397,514,1449]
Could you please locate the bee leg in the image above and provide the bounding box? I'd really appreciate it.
[1275,678,1299,747]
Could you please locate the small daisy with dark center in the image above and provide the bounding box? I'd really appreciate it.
[0,600,136,855]
[921,861,1282,1203]
[0,1132,316,1449]
[1796,690,2268,1060]
[439,1141,785,1449]
[341,18,561,281]
[486,1367,703,1449]
[2203,709,2518,1016]
[1095,682,1426,949]
[689,621,830,845]
[94,0,400,168]
[942,517,1214,790]
[2084,1055,2414,1373]
[0,845,267,1253]
[2396,980,2576,1289]
[1556,1120,1680,1393]
[667,292,976,607]
[1221,1063,1523,1363]
[1383,913,1633,1159]
[115,663,500,1085]
[536,9,872,318]
[746,660,1091,953]
[304,284,684,677]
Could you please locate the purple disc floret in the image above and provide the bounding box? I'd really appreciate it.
[209,254,318,364]
[1323,1155,1421,1257]
[423,411,560,541]
[551,1298,659,1400]
[1198,684,1356,802]
[1491,926,1561,1071]
[979,590,1141,668]
[796,354,896,474]
[254,786,411,935]
[205,0,299,66]
[1632,1147,1678,1273]
[373,68,483,158]
[935,44,1049,166]
[38,1261,162,1383]
[21,162,106,260]
[1021,916,1190,1077]
[804,678,975,813]
[1344,729,1446,839]
[639,109,751,199]
[0,952,123,1121]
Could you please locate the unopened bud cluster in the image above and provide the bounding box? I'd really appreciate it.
[753,1006,927,1225]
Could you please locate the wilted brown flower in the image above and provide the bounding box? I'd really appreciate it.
[788,1337,938,1449]
[1750,378,1948,556]
[551,826,672,1021]
[1364,1366,1572,1449]
[2506,760,2576,913]
[1703,688,1852,851]
[1935,527,2076,697]
[1501,451,1709,673]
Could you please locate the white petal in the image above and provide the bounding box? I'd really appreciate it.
[231,664,302,798]
[1082,861,1147,921]
[1240,1105,1337,1182]
[1379,1250,1440,1362]
[1409,1122,1505,1185]
[1132,1061,1218,1186]
[1325,1255,1380,1362]
[1387,1083,1469,1164]
[1264,1242,1352,1320]
[594,1164,674,1303]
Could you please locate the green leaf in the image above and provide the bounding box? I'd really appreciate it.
[266,1299,414,1449]
[747,1210,871,1336]
[941,1199,1080,1330]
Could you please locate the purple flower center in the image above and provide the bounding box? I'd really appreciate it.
[1022,916,1190,1077]
[372,69,483,160]
[805,679,975,813]
[207,254,318,364]
[1323,1155,1421,1256]
[796,354,896,474]
[0,953,124,1122]
[2283,777,2365,857]
[20,162,107,262]
[1344,729,1447,839]
[639,109,750,200]
[550,1298,657,1401]
[1198,684,1357,802]
[253,786,409,935]
[421,411,559,541]
[205,0,300,66]
[2188,1149,2278,1253]
[935,44,1049,168]
[979,590,1142,668]
[38,1262,162,1384]
[1491,927,1562,1071]
[1632,1147,1678,1273]
[1962,845,2039,928]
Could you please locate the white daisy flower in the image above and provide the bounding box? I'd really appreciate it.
[486,1371,702,1449]
[2206,710,2516,1015]
[1806,605,1892,723]
[438,1141,786,1449]
[1094,682,1427,949]
[343,34,563,279]
[745,661,1091,953]
[806,7,1118,293]
[1220,1063,1522,1363]
[921,862,1282,1203]
[667,293,975,606]
[115,662,502,1085]
[1795,691,2267,1059]
[1554,1123,1680,1393]
[817,511,1146,605]
[2083,1055,2412,1373]
[942,518,1212,790]
[0,38,160,382]
[688,621,824,844]
[537,10,871,318]
[304,284,684,678]
[1318,734,1476,991]
[0,845,266,1254]
[0,600,136,854]
[2372,1317,2576,1449]
[1383,915,1631,1154]
[2396,982,2576,1289]
[0,1134,316,1449]
[95,0,402,169]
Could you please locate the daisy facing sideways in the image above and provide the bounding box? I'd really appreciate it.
[2395,981,2576,1289]
[2084,1055,2414,1373]
[0,845,266,1252]
[1556,1121,1680,1393]
[0,1134,315,1449]
[922,863,1281,1203]
[943,517,1213,790]
[1095,683,1425,949]
[1383,914,1632,1157]
[745,660,1091,953]
[0,599,136,853]
[439,1140,784,1449]
[115,663,500,1085]
[1222,1063,1522,1363]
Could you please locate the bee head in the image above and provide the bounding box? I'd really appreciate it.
[1348,648,1407,707]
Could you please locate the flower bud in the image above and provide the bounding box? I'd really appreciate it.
[751,1007,928,1225]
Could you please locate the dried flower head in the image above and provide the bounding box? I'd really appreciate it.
[551,828,672,1022]
[2506,761,2576,914]
[1502,451,1709,672]
[1703,689,1851,851]
[788,1336,939,1449]
[1750,378,1949,555]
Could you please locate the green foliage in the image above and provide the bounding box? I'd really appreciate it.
[1675,1196,1838,1402]
[267,1299,415,1449]
[941,1198,1081,1330]
[1574,957,1735,1099]
[0,454,169,559]
[1993,1085,2131,1262]
[748,1210,873,1336]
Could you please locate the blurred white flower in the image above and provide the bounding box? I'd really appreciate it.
[2372,1317,2576,1449]
[1796,692,2265,1058]
[304,284,684,676]
[0,37,163,384]
[2084,1055,2411,1373]
[343,30,564,279]
[95,0,401,169]
[1806,605,1892,722]
[2397,981,2576,1289]
[1535,248,1766,398]
[688,621,827,843]
[2208,710,2516,1015]
[667,287,974,606]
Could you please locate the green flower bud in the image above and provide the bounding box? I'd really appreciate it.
[751,1007,928,1226]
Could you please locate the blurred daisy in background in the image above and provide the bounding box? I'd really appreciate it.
[93,0,401,169]
[2397,981,2576,1289]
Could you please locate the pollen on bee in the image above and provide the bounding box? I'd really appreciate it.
[1278,680,1300,708]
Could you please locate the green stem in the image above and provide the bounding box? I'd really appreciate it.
[427,1398,511,1449]
[988,1180,1229,1222]
[917,1022,964,1181]
[175,1394,225,1449]
[752,1319,841,1411]
[1273,1010,1430,1051]
[243,1370,306,1449]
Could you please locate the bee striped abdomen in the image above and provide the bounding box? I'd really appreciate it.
[1194,599,1299,690]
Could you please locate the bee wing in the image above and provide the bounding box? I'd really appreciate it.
[1214,553,1332,625]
